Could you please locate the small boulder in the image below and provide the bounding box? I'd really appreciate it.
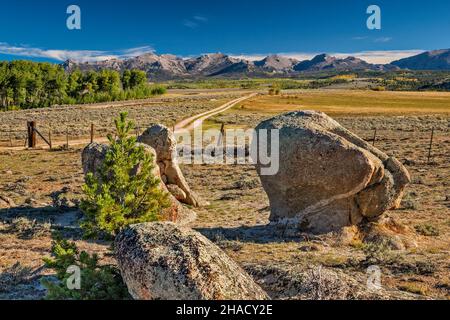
[115,222,269,300]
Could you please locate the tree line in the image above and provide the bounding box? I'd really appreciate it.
[0,60,166,111]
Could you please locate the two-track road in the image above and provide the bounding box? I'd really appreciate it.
[174,93,258,133]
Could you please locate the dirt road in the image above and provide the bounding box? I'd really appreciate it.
[174,93,258,133]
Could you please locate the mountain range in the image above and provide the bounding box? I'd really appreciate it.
[391,49,450,70]
[62,49,450,80]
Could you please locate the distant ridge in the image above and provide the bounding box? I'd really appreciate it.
[63,50,450,80]
[391,49,450,70]
[293,54,398,72]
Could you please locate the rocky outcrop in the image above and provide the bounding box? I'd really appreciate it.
[81,142,196,225]
[138,124,203,207]
[255,111,410,234]
[115,222,269,300]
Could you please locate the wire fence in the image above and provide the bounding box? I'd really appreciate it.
[0,120,445,166]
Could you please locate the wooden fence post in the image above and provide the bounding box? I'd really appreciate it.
[27,121,36,148]
[90,123,94,144]
[372,128,377,146]
[66,126,69,149]
[9,125,12,147]
[427,127,435,164]
[217,123,225,147]
[48,127,52,150]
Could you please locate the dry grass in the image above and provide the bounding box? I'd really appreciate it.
[234,89,450,117]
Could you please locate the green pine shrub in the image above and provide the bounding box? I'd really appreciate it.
[41,237,130,300]
[80,112,170,239]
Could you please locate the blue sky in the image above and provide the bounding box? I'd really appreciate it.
[0,0,449,63]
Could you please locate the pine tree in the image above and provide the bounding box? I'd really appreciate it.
[80,112,169,238]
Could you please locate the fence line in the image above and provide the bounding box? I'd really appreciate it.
[0,121,445,166]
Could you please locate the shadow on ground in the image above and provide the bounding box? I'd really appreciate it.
[195,224,315,244]
[0,206,84,241]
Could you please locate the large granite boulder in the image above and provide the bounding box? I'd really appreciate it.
[138,124,203,207]
[255,111,410,234]
[81,142,196,225]
[115,222,269,300]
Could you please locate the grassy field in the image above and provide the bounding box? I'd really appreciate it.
[234,89,450,117]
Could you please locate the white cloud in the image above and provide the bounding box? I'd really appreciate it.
[374,37,393,43]
[230,50,425,64]
[352,36,368,41]
[0,43,154,62]
[193,16,208,22]
[183,15,208,29]
[183,20,198,29]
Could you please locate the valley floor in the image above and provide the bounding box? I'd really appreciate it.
[0,89,449,299]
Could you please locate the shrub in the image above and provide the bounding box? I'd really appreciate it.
[150,84,167,95]
[300,266,351,300]
[400,191,421,210]
[0,262,33,292]
[80,112,170,238]
[41,238,130,300]
[360,240,393,266]
[268,84,281,95]
[398,282,428,295]
[8,217,51,239]
[415,224,440,237]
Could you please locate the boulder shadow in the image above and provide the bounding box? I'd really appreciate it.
[195,224,313,244]
[0,206,84,240]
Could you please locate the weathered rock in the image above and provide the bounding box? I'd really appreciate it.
[255,111,410,234]
[0,194,15,209]
[115,222,269,300]
[361,217,418,250]
[166,184,187,202]
[81,142,196,225]
[138,124,203,207]
[81,143,109,177]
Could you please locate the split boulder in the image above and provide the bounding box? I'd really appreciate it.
[255,111,410,234]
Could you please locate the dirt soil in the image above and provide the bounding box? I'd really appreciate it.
[0,90,449,300]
